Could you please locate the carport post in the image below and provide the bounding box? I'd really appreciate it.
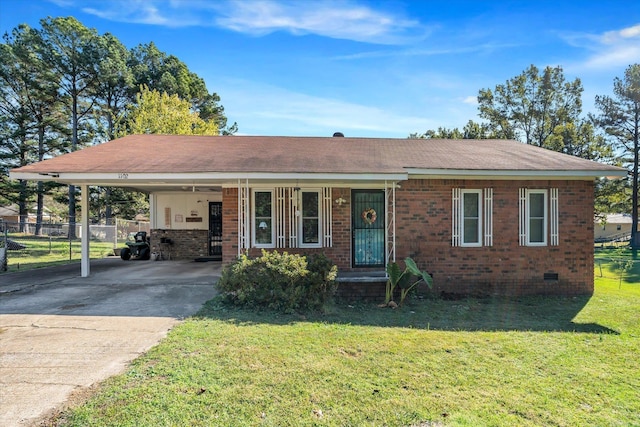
[80,184,90,277]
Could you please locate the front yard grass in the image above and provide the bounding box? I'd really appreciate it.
[2,234,114,272]
[54,255,640,427]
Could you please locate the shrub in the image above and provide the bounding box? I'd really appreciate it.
[216,250,338,313]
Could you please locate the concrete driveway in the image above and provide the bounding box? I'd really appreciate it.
[0,257,220,426]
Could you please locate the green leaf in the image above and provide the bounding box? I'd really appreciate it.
[404,257,433,288]
[386,262,402,286]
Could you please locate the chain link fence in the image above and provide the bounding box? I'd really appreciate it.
[0,219,150,272]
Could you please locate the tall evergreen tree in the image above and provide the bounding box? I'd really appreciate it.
[595,64,640,248]
[37,16,105,237]
[0,24,66,232]
[129,42,236,134]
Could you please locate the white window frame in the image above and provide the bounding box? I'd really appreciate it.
[298,188,322,248]
[461,189,482,247]
[527,190,547,246]
[520,189,548,246]
[452,188,492,247]
[252,189,275,248]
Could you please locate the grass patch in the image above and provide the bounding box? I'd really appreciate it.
[55,273,640,426]
[2,233,114,273]
[595,247,640,285]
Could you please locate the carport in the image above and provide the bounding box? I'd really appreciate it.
[9,137,234,277]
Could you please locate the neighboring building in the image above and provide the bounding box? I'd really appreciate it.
[0,205,22,224]
[0,203,63,233]
[594,214,636,243]
[10,134,627,297]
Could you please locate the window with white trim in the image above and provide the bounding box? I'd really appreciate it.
[519,188,559,246]
[299,189,321,247]
[252,190,274,248]
[452,188,493,247]
[248,187,332,250]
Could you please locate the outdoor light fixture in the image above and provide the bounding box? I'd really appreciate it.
[334,197,346,206]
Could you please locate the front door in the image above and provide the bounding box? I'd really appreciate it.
[209,202,222,260]
[352,190,385,268]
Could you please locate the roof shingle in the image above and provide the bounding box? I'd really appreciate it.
[11,134,624,176]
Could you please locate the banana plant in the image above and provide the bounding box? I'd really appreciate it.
[384,257,433,307]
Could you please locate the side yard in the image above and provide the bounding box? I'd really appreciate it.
[48,251,640,427]
[1,234,114,272]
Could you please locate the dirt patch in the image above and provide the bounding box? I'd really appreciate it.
[32,384,100,427]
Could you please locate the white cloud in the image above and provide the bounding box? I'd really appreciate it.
[79,0,201,28]
[562,23,640,72]
[70,0,426,44]
[462,96,477,105]
[213,0,425,44]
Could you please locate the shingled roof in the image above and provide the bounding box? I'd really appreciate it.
[10,135,626,184]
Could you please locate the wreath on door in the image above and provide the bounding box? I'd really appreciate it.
[361,208,377,225]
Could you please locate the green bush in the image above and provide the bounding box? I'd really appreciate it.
[216,250,338,313]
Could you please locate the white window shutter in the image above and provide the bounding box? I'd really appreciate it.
[323,187,332,247]
[288,187,298,248]
[484,188,493,246]
[452,188,461,246]
[275,187,287,248]
[519,188,526,246]
[550,188,559,246]
[238,180,250,252]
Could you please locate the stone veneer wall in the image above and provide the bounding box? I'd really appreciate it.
[150,229,209,260]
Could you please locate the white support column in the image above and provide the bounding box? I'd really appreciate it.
[80,184,90,277]
[385,181,396,268]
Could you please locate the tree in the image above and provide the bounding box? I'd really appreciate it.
[478,65,583,147]
[409,120,503,140]
[121,85,219,136]
[0,26,38,231]
[37,17,106,237]
[93,33,135,224]
[595,64,640,248]
[2,17,237,229]
[0,24,66,233]
[128,42,237,134]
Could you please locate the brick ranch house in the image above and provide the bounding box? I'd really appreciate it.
[10,134,626,297]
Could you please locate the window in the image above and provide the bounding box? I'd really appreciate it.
[246,187,331,250]
[528,191,546,245]
[462,190,482,246]
[452,188,492,247]
[519,188,559,246]
[299,190,321,247]
[252,190,274,247]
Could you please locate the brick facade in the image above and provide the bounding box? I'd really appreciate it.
[150,229,209,260]
[218,179,595,297]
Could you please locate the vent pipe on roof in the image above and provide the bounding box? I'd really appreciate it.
[333,132,344,137]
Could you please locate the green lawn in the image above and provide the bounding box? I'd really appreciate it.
[52,251,640,427]
[2,234,115,272]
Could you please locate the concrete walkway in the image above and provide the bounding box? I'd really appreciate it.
[0,258,220,426]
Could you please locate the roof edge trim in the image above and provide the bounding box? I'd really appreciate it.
[405,168,628,180]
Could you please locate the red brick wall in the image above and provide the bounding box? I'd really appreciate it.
[394,179,594,296]
[220,180,595,297]
[150,229,208,260]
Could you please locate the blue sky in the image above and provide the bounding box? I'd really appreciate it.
[1,0,639,138]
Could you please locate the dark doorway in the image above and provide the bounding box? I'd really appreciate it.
[352,190,385,268]
[209,202,222,260]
